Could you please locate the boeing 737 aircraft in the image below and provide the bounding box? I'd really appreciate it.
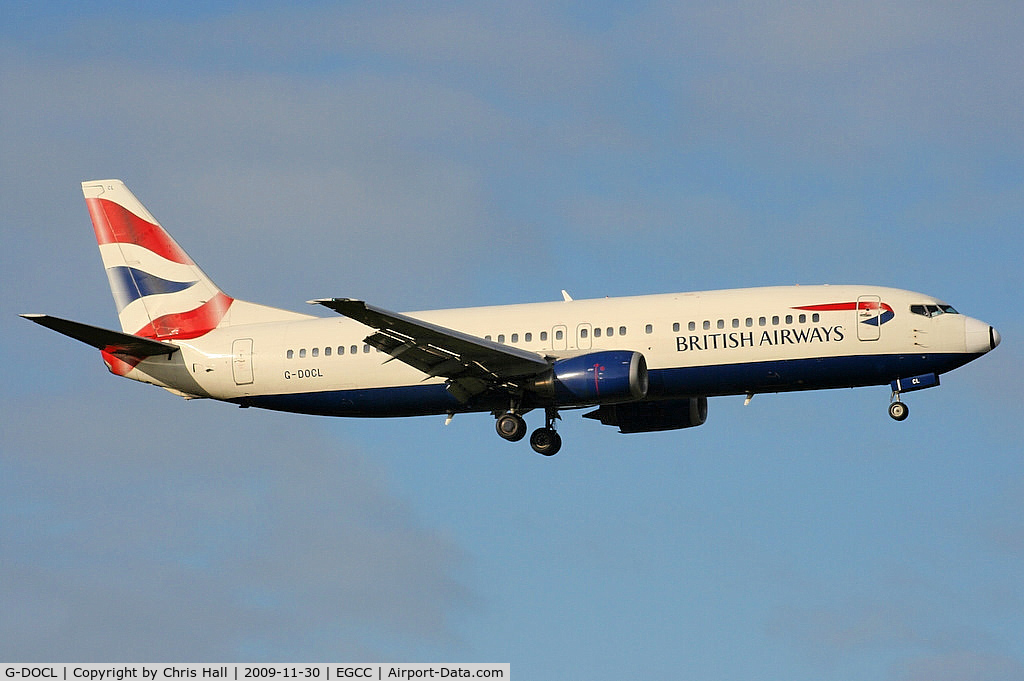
[22,180,1001,455]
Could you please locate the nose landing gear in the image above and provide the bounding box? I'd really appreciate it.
[887,373,940,421]
[888,398,909,421]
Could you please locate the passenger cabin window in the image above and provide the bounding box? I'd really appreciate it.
[580,328,588,339]
[287,350,294,359]
[594,328,602,338]
[350,345,358,355]
[511,333,519,343]
[673,322,680,332]
[645,324,653,334]
[541,331,548,341]
[312,348,319,357]
[555,330,563,340]
[299,349,306,358]
[338,346,345,355]
[525,333,533,342]
[619,326,627,336]
[689,322,696,331]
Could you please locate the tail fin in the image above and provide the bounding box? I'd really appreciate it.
[83,180,311,339]
[84,180,232,339]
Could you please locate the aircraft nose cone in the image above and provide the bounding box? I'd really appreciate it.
[965,317,999,354]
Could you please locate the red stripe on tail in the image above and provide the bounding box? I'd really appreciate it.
[133,291,234,340]
[86,197,193,265]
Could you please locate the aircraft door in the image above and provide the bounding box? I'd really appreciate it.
[577,323,592,350]
[856,295,881,341]
[552,325,568,351]
[232,338,254,385]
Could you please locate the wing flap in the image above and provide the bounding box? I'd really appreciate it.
[309,298,549,381]
[21,314,179,357]
[368,327,467,376]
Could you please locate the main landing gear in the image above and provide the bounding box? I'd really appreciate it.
[495,407,562,456]
[495,412,528,442]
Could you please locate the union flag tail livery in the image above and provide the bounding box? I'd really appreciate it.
[22,179,1001,456]
[84,180,233,340]
[83,180,308,338]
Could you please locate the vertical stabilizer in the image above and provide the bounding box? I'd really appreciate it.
[83,180,232,339]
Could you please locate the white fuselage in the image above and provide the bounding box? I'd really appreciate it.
[123,284,994,418]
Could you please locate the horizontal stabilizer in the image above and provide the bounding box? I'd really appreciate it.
[20,314,179,357]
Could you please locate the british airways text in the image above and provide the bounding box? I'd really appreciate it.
[676,325,845,352]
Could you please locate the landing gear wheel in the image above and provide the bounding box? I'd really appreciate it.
[888,401,909,421]
[495,413,528,442]
[530,428,562,456]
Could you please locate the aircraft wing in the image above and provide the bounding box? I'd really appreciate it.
[309,299,550,393]
[20,314,179,357]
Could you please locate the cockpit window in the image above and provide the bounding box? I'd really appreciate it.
[911,303,959,318]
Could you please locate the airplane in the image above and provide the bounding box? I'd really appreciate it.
[22,180,1001,456]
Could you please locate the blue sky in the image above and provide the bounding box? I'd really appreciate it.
[2,2,1022,678]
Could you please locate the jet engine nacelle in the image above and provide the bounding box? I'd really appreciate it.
[531,350,648,407]
[583,397,708,433]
